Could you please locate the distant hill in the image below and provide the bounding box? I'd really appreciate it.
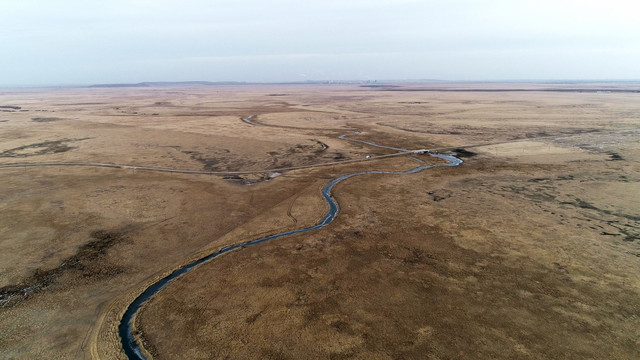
[87,80,412,88]
[88,80,640,90]
[88,81,248,88]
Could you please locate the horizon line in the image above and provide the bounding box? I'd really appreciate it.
[2,78,640,90]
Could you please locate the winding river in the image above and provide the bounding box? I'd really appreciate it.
[118,131,463,359]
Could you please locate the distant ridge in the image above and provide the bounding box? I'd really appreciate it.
[369,87,640,93]
[86,79,640,89]
[88,81,248,88]
[87,80,411,88]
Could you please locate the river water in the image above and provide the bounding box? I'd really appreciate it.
[118,149,462,359]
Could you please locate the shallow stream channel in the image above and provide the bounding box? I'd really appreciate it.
[119,134,463,359]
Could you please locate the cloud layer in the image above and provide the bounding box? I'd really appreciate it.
[2,0,639,85]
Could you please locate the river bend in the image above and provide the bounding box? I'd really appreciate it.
[119,138,462,359]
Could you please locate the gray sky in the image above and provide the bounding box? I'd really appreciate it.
[2,0,640,86]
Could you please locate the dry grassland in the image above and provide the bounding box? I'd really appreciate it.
[0,83,638,359]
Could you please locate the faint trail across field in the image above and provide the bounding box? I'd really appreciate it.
[241,114,356,131]
[0,153,408,175]
[4,119,634,177]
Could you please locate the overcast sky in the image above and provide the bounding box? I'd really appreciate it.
[2,0,640,86]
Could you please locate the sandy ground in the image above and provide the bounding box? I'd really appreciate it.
[0,83,638,359]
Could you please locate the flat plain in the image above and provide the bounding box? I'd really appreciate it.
[0,83,639,359]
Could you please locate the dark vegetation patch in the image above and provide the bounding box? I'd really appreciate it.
[552,262,568,273]
[624,234,640,242]
[287,143,317,155]
[176,147,244,171]
[377,122,465,136]
[575,141,627,156]
[427,189,452,202]
[560,198,620,221]
[267,142,344,167]
[503,184,557,202]
[561,198,599,211]
[515,129,599,140]
[528,175,574,183]
[267,94,287,96]
[452,148,477,158]
[313,139,329,152]
[0,105,21,110]
[0,228,130,308]
[330,319,356,335]
[556,175,574,181]
[485,177,638,243]
[559,197,640,221]
[0,120,8,123]
[0,138,89,158]
[175,145,312,172]
[246,311,263,324]
[223,174,271,185]
[31,117,63,122]
[607,152,624,161]
[523,131,550,138]
[528,177,551,183]
[177,139,342,173]
[187,151,221,170]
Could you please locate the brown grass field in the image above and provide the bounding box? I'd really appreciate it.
[0,83,639,359]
